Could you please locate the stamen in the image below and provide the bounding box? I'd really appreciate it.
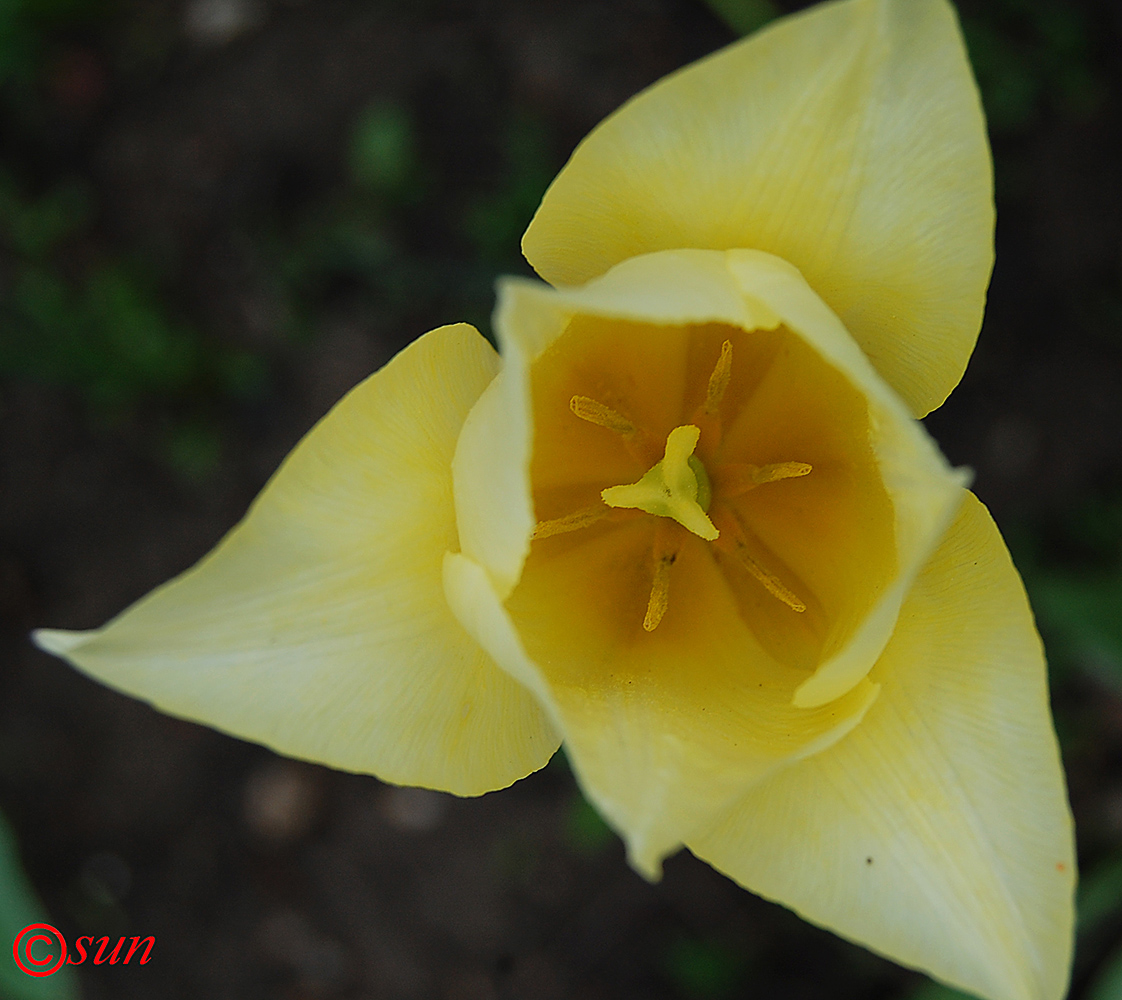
[735,548,807,613]
[531,506,609,540]
[570,396,637,437]
[643,553,674,632]
[752,461,813,485]
[713,509,807,612]
[717,461,812,499]
[704,340,734,414]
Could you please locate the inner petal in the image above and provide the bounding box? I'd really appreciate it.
[507,512,878,758]
[523,315,895,686]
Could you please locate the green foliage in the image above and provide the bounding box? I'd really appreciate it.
[0,175,90,259]
[961,0,1099,133]
[699,0,779,36]
[665,937,746,1000]
[1,260,257,412]
[1077,854,1122,1000]
[462,114,555,267]
[1078,852,1122,935]
[1033,569,1122,683]
[906,981,978,1000]
[563,792,617,857]
[265,101,429,339]
[268,95,528,347]
[1,170,266,479]
[1019,494,1122,692]
[161,418,224,482]
[349,101,419,198]
[1014,499,1122,1000]
[0,811,79,1000]
[1086,945,1122,1000]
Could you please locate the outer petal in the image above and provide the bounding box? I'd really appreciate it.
[35,324,559,796]
[688,492,1075,1000]
[521,0,994,417]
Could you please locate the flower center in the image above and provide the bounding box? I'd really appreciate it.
[601,425,718,541]
[531,339,813,632]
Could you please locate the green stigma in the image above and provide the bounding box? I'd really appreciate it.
[600,425,719,541]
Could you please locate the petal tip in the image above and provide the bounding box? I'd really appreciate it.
[32,627,94,658]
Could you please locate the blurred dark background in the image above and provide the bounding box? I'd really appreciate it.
[1,0,1120,997]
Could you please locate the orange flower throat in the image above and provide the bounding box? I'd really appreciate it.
[532,341,812,631]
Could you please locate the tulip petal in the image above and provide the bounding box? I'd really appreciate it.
[444,544,882,876]
[35,324,559,796]
[688,492,1075,1000]
[522,0,993,417]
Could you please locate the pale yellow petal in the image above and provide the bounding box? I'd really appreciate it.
[445,544,880,876]
[689,493,1075,1000]
[35,324,559,796]
[522,0,993,417]
[452,364,535,599]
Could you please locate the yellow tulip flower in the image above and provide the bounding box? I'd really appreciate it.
[35,1,1075,999]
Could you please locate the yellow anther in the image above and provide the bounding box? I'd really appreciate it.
[752,461,812,485]
[704,340,733,414]
[531,506,608,540]
[712,508,806,612]
[601,425,719,541]
[735,548,807,613]
[717,461,813,499]
[569,396,637,437]
[643,554,674,632]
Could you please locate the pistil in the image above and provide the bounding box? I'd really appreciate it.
[601,425,719,542]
